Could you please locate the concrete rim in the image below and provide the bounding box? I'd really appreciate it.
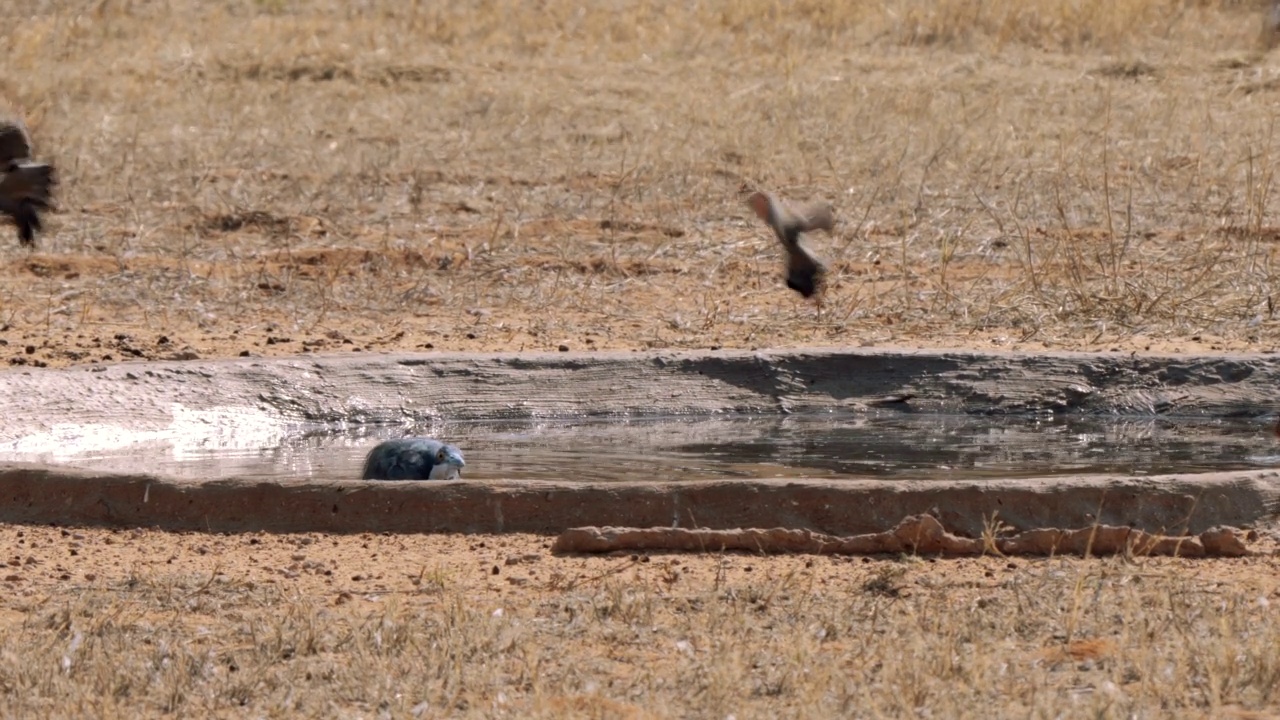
[0,464,1274,538]
[2,348,1279,542]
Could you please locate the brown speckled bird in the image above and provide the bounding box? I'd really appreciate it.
[746,190,835,299]
[0,120,56,247]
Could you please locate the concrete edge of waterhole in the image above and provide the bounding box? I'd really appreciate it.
[1,346,1278,556]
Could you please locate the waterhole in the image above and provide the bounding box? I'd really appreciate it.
[3,412,1277,482]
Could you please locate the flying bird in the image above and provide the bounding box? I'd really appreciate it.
[745,190,835,299]
[361,437,467,481]
[0,120,56,247]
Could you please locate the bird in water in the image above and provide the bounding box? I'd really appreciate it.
[361,438,466,480]
[0,119,56,247]
[745,190,836,299]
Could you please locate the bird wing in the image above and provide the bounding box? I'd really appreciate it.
[746,191,835,245]
[746,191,783,241]
[790,201,835,234]
[0,163,54,207]
[0,121,34,167]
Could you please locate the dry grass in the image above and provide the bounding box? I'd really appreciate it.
[1,2,1280,365]
[3,526,1280,718]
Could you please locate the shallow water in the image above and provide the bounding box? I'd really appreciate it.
[5,412,1279,482]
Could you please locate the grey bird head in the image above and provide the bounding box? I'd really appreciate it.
[429,443,467,480]
[745,190,835,299]
[361,437,466,481]
[0,120,56,247]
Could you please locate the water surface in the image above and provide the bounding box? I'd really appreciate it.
[6,412,1278,482]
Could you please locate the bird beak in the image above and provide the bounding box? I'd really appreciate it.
[448,451,466,467]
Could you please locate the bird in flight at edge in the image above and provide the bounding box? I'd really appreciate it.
[745,189,835,300]
[0,118,56,247]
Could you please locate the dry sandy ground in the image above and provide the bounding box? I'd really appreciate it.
[5,3,1280,369]
[7,1,1280,716]
[5,525,1280,718]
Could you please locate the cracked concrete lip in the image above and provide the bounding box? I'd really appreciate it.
[1,347,1278,536]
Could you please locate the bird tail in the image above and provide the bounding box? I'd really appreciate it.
[3,162,55,246]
